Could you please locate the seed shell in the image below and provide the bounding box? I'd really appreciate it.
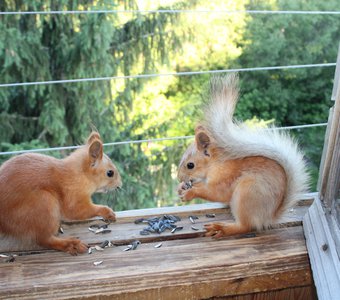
[89,224,101,229]
[95,228,112,234]
[191,226,199,231]
[94,245,104,251]
[6,256,15,263]
[134,218,146,224]
[154,242,163,248]
[93,261,103,266]
[100,240,110,248]
[131,240,141,250]
[139,230,150,235]
[171,226,184,233]
[123,245,133,251]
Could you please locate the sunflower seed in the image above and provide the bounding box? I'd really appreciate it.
[189,216,195,224]
[242,233,256,238]
[131,240,141,250]
[191,226,199,231]
[94,245,104,251]
[89,224,101,229]
[95,228,112,234]
[154,242,163,248]
[183,181,192,190]
[93,261,103,266]
[137,214,181,235]
[171,226,184,233]
[59,227,64,234]
[100,240,110,248]
[205,213,216,218]
[5,255,15,263]
[134,218,146,224]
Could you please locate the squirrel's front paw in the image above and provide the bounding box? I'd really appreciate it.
[204,223,226,239]
[177,182,194,201]
[97,205,116,222]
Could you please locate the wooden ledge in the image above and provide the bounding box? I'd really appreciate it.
[0,195,316,300]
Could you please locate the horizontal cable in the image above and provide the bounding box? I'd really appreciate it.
[0,123,327,156]
[1,10,340,15]
[270,122,327,130]
[0,63,336,88]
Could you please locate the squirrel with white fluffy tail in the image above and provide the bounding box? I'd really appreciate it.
[177,74,309,238]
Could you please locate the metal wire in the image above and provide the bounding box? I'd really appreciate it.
[1,9,340,15]
[0,123,327,156]
[0,63,336,88]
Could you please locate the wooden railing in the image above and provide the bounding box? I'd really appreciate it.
[0,196,316,300]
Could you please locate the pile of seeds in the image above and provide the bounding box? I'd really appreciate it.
[135,214,183,235]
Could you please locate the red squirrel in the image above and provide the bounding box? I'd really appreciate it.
[0,131,121,255]
[177,74,309,237]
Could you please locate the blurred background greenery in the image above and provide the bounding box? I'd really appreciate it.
[0,0,339,210]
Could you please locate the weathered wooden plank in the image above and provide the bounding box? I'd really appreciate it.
[331,43,340,101]
[210,285,316,300]
[0,198,313,253]
[318,48,340,207]
[303,199,340,300]
[0,226,312,300]
[323,113,340,208]
[317,107,333,192]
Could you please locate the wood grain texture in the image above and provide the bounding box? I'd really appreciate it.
[303,199,340,300]
[306,46,340,300]
[318,56,340,207]
[0,200,315,300]
[208,285,316,300]
[0,198,313,253]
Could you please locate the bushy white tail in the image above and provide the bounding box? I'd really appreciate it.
[203,74,310,214]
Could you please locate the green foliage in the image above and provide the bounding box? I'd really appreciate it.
[0,0,339,210]
[234,0,340,189]
[0,0,197,210]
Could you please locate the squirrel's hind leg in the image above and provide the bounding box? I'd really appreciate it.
[205,222,250,238]
[204,176,261,238]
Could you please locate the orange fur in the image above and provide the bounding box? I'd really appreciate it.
[178,135,287,237]
[177,75,309,238]
[0,132,122,255]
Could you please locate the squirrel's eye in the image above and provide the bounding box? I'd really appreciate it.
[187,162,195,169]
[107,170,114,177]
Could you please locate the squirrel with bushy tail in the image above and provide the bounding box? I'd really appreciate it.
[177,74,309,237]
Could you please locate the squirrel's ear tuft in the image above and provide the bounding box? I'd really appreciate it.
[195,125,205,134]
[88,140,103,165]
[87,131,102,145]
[195,129,211,151]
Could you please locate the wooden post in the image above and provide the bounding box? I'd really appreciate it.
[303,43,340,300]
[317,43,340,208]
